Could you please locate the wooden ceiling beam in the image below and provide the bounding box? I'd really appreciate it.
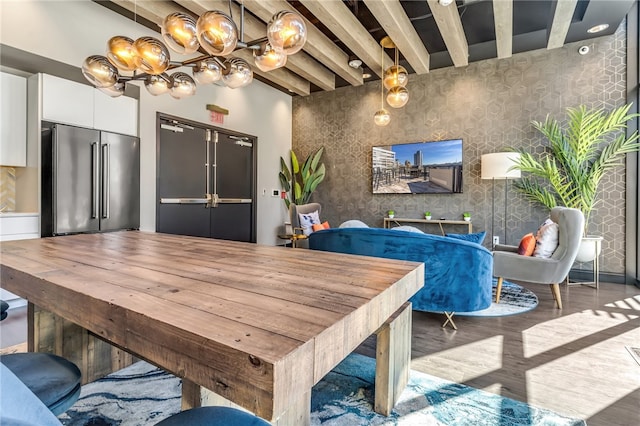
[111,0,310,95]
[547,0,579,49]
[493,0,513,59]
[242,0,363,86]
[426,0,468,67]
[177,0,335,91]
[298,0,394,78]
[363,0,430,74]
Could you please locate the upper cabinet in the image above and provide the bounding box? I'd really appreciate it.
[93,90,138,136]
[41,74,94,128]
[0,72,27,167]
[40,74,138,136]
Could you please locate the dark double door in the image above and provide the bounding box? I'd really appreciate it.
[156,116,256,242]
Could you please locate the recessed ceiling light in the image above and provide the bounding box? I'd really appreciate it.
[363,72,372,79]
[587,23,609,34]
[348,58,362,68]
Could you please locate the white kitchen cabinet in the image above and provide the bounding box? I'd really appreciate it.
[0,72,27,166]
[94,90,138,136]
[0,212,39,306]
[42,74,95,128]
[40,74,138,136]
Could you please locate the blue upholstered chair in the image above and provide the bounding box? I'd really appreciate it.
[1,352,82,416]
[0,302,82,417]
[155,406,270,426]
[309,227,494,329]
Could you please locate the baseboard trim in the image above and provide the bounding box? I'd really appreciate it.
[569,268,626,284]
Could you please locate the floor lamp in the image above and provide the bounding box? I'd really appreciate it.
[481,152,521,247]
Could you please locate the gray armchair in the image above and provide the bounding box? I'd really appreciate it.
[493,207,584,309]
[288,203,322,248]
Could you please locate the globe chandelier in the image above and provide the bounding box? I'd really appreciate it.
[374,36,409,126]
[82,2,308,99]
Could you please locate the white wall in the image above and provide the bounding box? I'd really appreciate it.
[0,0,291,245]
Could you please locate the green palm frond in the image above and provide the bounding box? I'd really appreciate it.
[513,103,640,233]
[279,147,326,208]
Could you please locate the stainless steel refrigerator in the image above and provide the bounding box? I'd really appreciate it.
[41,122,140,237]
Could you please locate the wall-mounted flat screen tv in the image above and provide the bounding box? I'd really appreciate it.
[372,139,463,194]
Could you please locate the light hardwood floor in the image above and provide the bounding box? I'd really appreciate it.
[357,281,640,426]
[2,282,638,425]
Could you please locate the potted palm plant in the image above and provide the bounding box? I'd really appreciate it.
[512,104,640,262]
[279,147,326,210]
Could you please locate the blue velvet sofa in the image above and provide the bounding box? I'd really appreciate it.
[308,227,493,316]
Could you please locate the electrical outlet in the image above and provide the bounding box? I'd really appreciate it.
[492,236,499,246]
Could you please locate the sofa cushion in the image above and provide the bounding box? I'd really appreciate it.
[445,231,486,245]
[312,221,330,232]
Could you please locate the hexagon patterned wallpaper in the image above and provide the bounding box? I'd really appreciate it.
[293,23,628,275]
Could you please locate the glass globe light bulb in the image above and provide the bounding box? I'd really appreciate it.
[374,109,391,126]
[98,81,125,98]
[383,65,408,90]
[106,36,140,71]
[169,72,197,99]
[253,42,287,72]
[196,10,238,56]
[222,58,253,89]
[192,58,221,84]
[134,36,171,75]
[161,12,199,54]
[267,11,307,55]
[82,55,120,88]
[144,74,170,96]
[386,86,409,108]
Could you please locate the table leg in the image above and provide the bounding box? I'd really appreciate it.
[374,302,412,416]
[182,382,311,426]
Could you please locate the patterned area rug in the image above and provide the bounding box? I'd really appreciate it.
[59,354,585,426]
[456,280,539,317]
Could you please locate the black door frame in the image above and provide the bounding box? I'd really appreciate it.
[155,112,257,243]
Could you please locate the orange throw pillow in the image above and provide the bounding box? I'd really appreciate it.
[312,221,330,232]
[517,233,536,256]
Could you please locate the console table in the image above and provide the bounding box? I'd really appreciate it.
[384,217,472,236]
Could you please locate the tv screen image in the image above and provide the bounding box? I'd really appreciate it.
[372,139,463,194]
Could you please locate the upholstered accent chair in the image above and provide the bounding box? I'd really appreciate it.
[155,406,270,425]
[288,203,322,248]
[493,206,585,309]
[0,302,83,416]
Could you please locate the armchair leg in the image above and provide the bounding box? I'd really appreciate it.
[442,312,457,330]
[495,277,504,303]
[549,283,563,309]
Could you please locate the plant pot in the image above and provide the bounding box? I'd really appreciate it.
[575,236,603,263]
[463,217,471,222]
[424,216,431,220]
[388,214,394,219]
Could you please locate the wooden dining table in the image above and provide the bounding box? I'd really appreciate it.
[0,231,423,425]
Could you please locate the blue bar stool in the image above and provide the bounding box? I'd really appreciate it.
[155,406,270,426]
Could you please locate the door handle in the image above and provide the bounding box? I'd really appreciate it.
[101,143,110,219]
[91,142,99,219]
[160,194,213,206]
[216,198,253,204]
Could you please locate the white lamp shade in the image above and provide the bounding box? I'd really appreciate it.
[481,152,521,179]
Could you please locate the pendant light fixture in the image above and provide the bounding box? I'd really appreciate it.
[82,1,307,97]
[381,36,409,109]
[374,38,391,127]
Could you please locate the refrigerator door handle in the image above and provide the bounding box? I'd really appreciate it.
[102,143,110,219]
[160,194,212,206]
[92,142,99,219]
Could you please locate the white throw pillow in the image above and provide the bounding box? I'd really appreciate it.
[298,210,320,236]
[339,220,369,228]
[533,218,559,258]
[392,226,424,234]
